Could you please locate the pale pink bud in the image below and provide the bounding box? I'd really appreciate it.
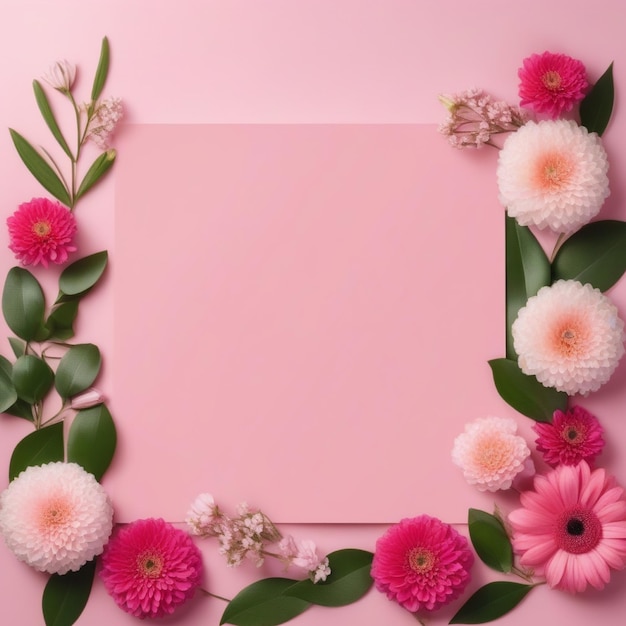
[42,60,77,94]
[69,388,105,410]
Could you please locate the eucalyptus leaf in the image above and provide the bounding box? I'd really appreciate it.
[12,355,55,404]
[2,267,46,341]
[75,151,116,200]
[580,62,614,136]
[3,398,35,421]
[285,549,373,607]
[58,251,108,299]
[468,509,513,573]
[220,578,311,626]
[67,404,116,480]
[9,422,64,481]
[505,214,550,359]
[8,129,71,206]
[489,358,567,421]
[90,37,110,102]
[0,358,18,412]
[552,220,626,291]
[449,581,535,624]
[55,344,101,400]
[46,301,80,341]
[43,559,96,626]
[8,336,26,358]
[33,79,73,159]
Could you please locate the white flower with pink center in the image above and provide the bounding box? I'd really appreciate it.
[512,280,625,396]
[497,119,609,232]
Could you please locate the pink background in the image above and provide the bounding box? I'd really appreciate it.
[2,1,626,625]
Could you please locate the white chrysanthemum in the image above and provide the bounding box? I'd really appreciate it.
[512,280,625,396]
[0,462,113,574]
[452,416,532,492]
[497,119,609,232]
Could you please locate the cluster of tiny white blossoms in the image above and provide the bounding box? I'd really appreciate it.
[186,493,331,583]
[439,88,527,148]
[85,96,123,149]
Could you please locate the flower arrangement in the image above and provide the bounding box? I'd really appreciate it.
[1,40,626,626]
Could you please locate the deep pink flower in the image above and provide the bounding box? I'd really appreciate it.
[100,518,203,619]
[534,406,604,467]
[518,51,588,118]
[7,197,77,267]
[509,462,626,593]
[371,515,473,613]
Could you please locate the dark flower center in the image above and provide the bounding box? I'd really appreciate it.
[137,552,164,578]
[542,70,562,91]
[561,424,584,445]
[555,506,602,554]
[32,221,52,238]
[407,547,436,574]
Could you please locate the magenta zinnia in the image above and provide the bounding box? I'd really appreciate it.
[0,462,113,575]
[371,515,473,613]
[100,518,203,619]
[7,197,77,267]
[508,462,626,593]
[534,406,604,467]
[518,51,588,118]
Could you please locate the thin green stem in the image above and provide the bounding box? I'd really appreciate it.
[511,565,535,583]
[200,588,231,603]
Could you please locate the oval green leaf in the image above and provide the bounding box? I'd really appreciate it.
[67,404,116,480]
[449,581,535,624]
[2,267,46,341]
[0,356,18,412]
[9,422,64,481]
[91,36,110,102]
[468,509,513,573]
[489,358,567,422]
[285,549,373,607]
[55,344,101,400]
[552,220,626,291]
[3,398,35,421]
[12,354,55,404]
[75,150,116,201]
[9,337,26,358]
[46,301,79,341]
[580,62,614,136]
[43,559,96,626]
[58,251,108,298]
[220,578,311,626]
[8,129,71,206]
[33,79,73,159]
[505,214,550,359]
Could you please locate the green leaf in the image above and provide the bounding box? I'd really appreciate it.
[285,549,373,607]
[91,37,110,102]
[449,581,535,624]
[468,509,513,573]
[552,220,626,291]
[9,337,26,357]
[43,560,96,626]
[3,398,35,421]
[505,214,550,359]
[75,150,116,200]
[46,301,80,341]
[0,356,18,412]
[58,251,108,299]
[220,578,311,626]
[33,80,73,159]
[2,267,46,341]
[55,344,101,400]
[12,355,55,404]
[580,62,614,136]
[8,129,71,206]
[9,422,64,480]
[67,404,116,480]
[489,358,567,421]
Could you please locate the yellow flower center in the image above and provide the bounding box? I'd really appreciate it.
[541,70,562,91]
[137,552,164,578]
[533,151,574,191]
[408,547,436,574]
[32,221,52,237]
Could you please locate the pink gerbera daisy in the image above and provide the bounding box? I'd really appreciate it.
[534,406,604,467]
[508,462,626,593]
[518,51,588,118]
[371,515,473,613]
[7,197,77,267]
[100,518,203,619]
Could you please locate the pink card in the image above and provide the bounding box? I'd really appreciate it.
[110,124,505,523]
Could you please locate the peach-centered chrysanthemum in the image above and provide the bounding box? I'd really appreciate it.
[518,52,588,118]
[534,406,604,467]
[7,197,77,267]
[452,416,532,492]
[100,518,203,619]
[0,462,113,575]
[512,280,625,396]
[508,462,626,593]
[497,119,609,232]
[371,515,473,613]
